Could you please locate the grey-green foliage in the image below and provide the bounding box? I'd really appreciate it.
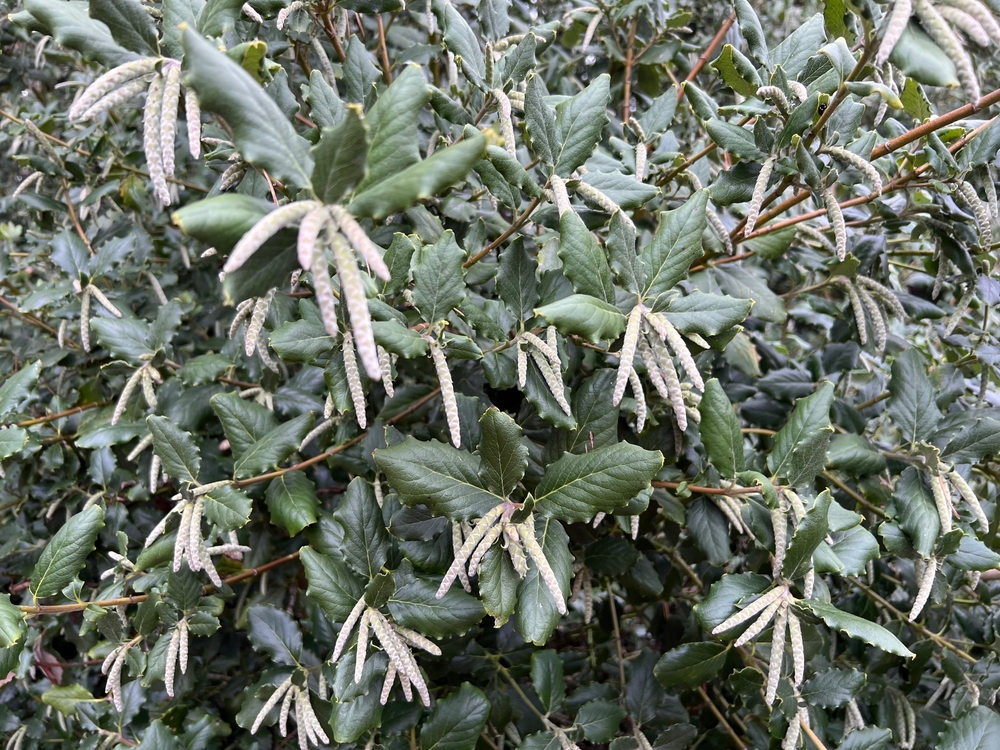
[2,0,1000,748]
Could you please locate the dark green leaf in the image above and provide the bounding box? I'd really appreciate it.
[300,547,365,622]
[311,108,368,204]
[698,379,744,479]
[653,642,728,690]
[798,600,913,657]
[88,0,158,55]
[553,74,610,177]
[641,191,709,300]
[419,683,490,750]
[265,470,319,535]
[31,505,104,600]
[411,230,467,324]
[530,650,565,714]
[333,477,390,580]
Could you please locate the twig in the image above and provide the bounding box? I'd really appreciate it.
[677,12,736,102]
[377,14,393,84]
[622,18,638,122]
[13,401,107,428]
[821,471,889,519]
[799,719,830,750]
[652,480,762,496]
[606,581,628,693]
[464,196,543,268]
[696,686,747,749]
[60,177,93,253]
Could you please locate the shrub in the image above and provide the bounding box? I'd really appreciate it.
[2,0,1000,748]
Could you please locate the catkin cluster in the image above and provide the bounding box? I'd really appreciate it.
[615,305,703,432]
[72,279,123,352]
[224,201,393,385]
[831,275,907,352]
[516,327,572,417]
[251,676,330,750]
[438,508,566,614]
[70,57,202,204]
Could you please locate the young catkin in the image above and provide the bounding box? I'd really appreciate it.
[276,1,303,28]
[787,80,808,102]
[160,63,181,187]
[521,331,559,364]
[628,367,647,431]
[733,597,783,648]
[242,2,264,22]
[659,316,704,390]
[311,253,340,338]
[251,676,294,733]
[184,87,201,158]
[550,174,572,215]
[948,470,990,531]
[141,367,157,410]
[518,515,567,614]
[824,146,883,194]
[756,85,791,113]
[229,298,255,339]
[331,596,367,662]
[378,346,395,397]
[878,0,913,64]
[634,141,647,181]
[855,285,887,351]
[429,339,462,447]
[938,5,991,45]
[70,57,159,119]
[330,231,381,379]
[225,201,319,273]
[329,206,391,280]
[713,586,785,634]
[82,76,151,120]
[765,603,787,705]
[113,368,144,426]
[516,344,528,389]
[931,473,954,533]
[468,522,504,576]
[354,610,371,684]
[836,278,869,345]
[914,0,980,100]
[504,524,529,578]
[87,285,122,317]
[788,612,805,686]
[771,506,787,576]
[297,207,329,269]
[530,348,573,416]
[941,0,1000,43]
[342,331,367,429]
[909,556,937,620]
[957,180,993,249]
[856,276,906,318]
[706,207,734,254]
[745,156,775,235]
[493,89,517,157]
[165,626,180,697]
[821,187,847,260]
[143,73,168,205]
[245,290,274,357]
[581,11,602,49]
[614,307,643,406]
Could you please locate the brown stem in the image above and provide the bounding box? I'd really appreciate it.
[871,86,1000,159]
[377,14,393,84]
[606,581,628,693]
[652,480,762,496]
[0,295,69,344]
[464,195,543,268]
[678,12,736,102]
[13,401,107,428]
[60,177,93,253]
[696,686,747,750]
[622,18,638,122]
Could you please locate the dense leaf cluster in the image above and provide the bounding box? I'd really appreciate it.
[3,0,1000,748]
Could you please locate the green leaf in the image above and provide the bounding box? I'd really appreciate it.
[88,0,158,55]
[269,318,335,363]
[698,379,744,479]
[372,320,429,358]
[375,436,502,520]
[496,238,538,321]
[479,546,518,626]
[0,361,40,418]
[637,84,678,135]
[799,668,865,708]
[641,191,709,300]
[411,230,467,324]
[431,0,486,87]
[0,429,30,469]
[580,170,659,211]
[827,433,886,476]
[534,294,626,343]
[733,0,768,64]
[798,600,913,657]
[706,119,766,162]
[90,317,153,361]
[893,467,940,558]
[694,572,770,633]
[687,498,731,566]
[246,605,302,665]
[770,15,824,78]
[172,194,278,254]
[585,536,639,576]
[662,291,752,338]
[516,517,572,644]
[524,73,556,164]
[889,349,940,445]
[311,108,368,204]
[653,642,728,690]
[948,535,1000,571]
[782,490,832,579]
[182,28,313,190]
[23,0,135,67]
[711,264,787,324]
[939,705,1000,750]
[265,471,319,536]
[889,21,959,89]
[210,392,312,479]
[41,684,97,715]
[576,699,626,743]
[941,417,1000,464]
[557,210,615,303]
[389,567,485,637]
[534,442,663,523]
[177,354,232,386]
[478,408,527,497]
[0,595,25,648]
[553,74,610,177]
[202,484,252,531]
[356,65,428,191]
[198,0,241,37]
[148,416,201,484]
[531,650,565,714]
[419,683,490,750]
[712,44,762,97]
[300,546,365,622]
[30,505,104,600]
[351,130,486,219]
[768,382,834,486]
[334,477,390,580]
